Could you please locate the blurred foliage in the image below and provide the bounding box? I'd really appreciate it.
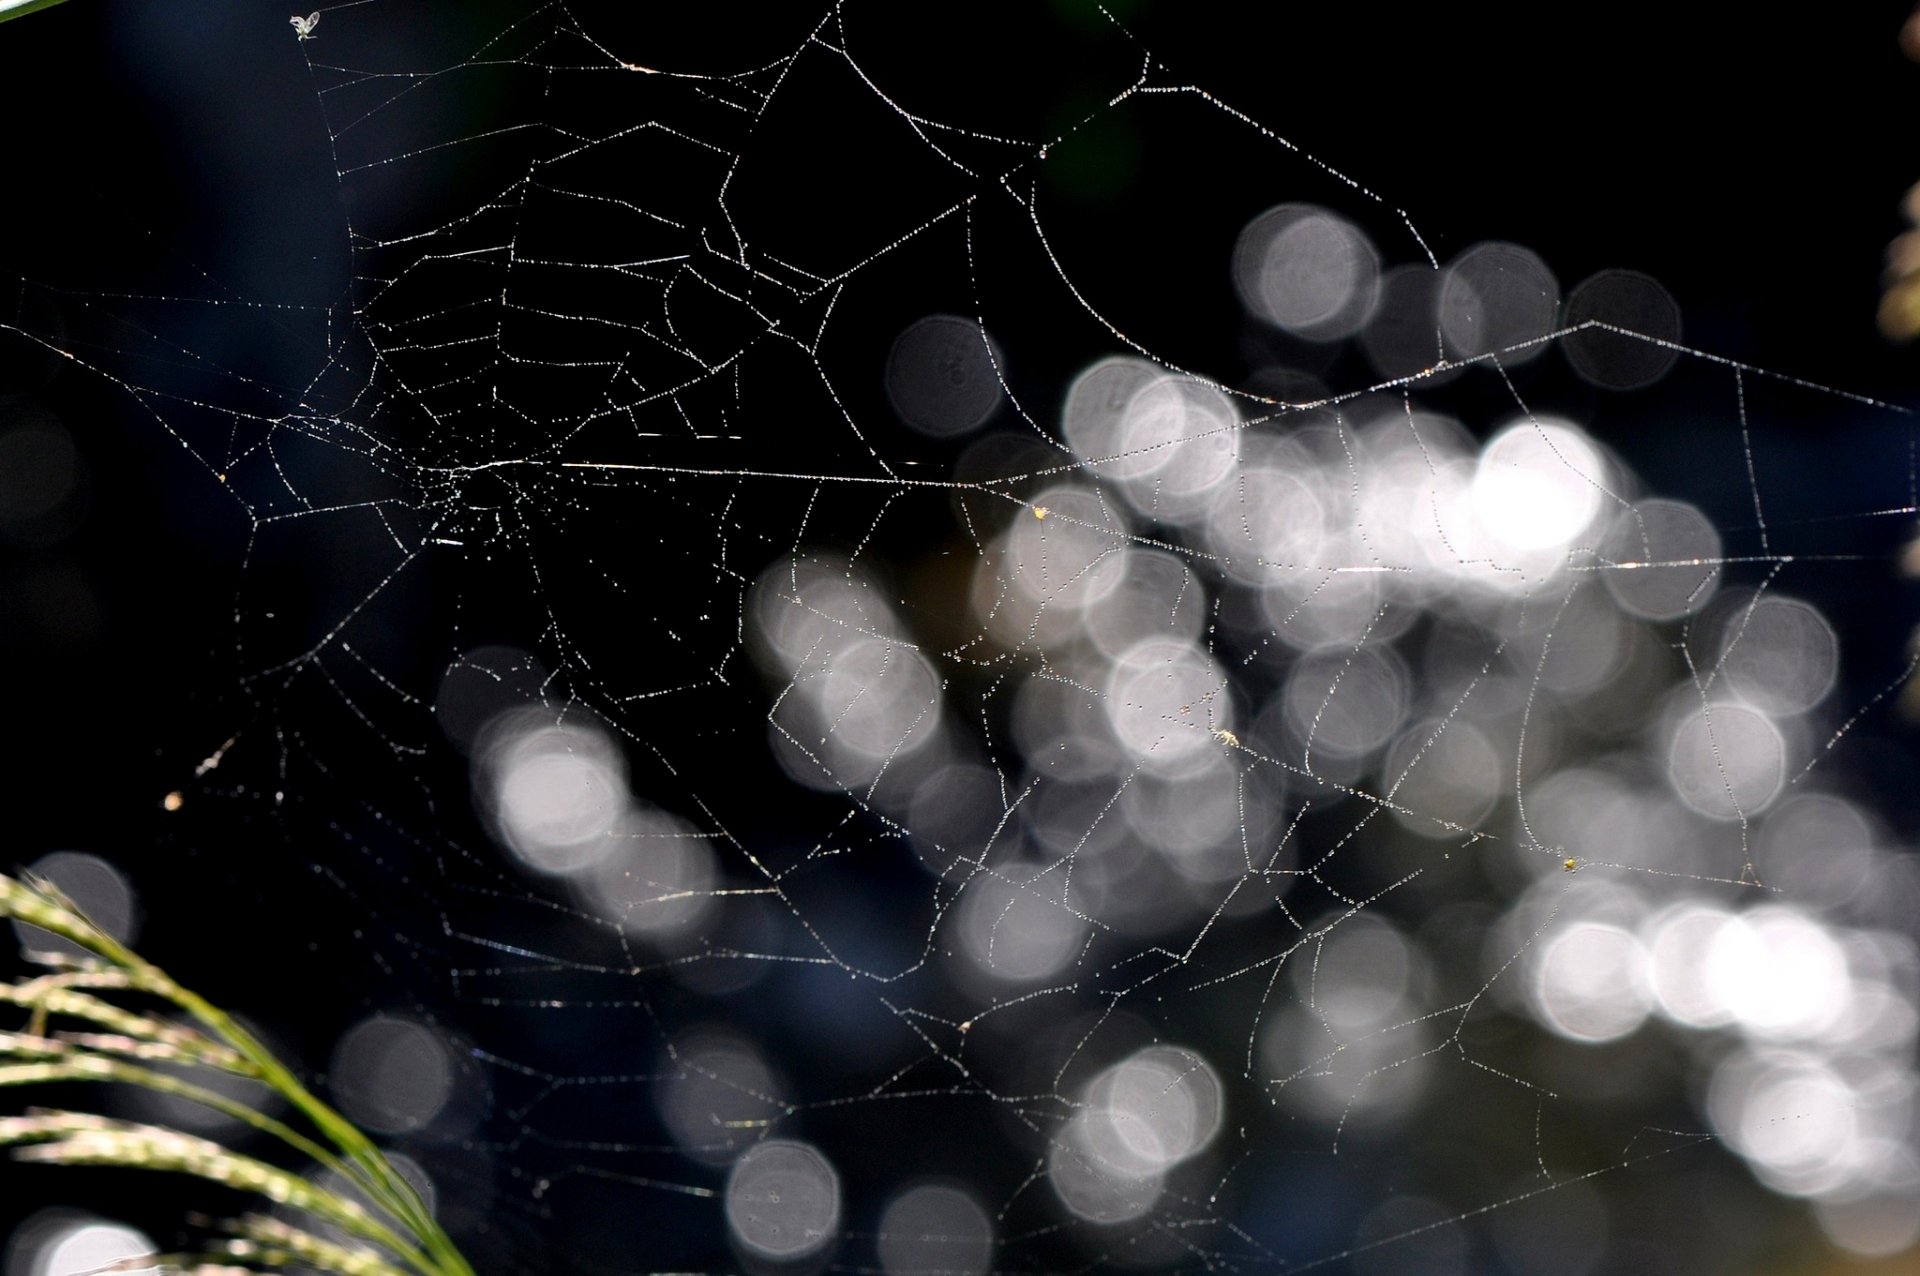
[1883,6,1920,341]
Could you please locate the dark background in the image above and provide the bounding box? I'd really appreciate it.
[4,3,1920,1273]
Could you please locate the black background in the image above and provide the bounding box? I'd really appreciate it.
[4,2,1920,1273]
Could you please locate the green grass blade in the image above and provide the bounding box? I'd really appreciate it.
[0,1041,376,1210]
[0,0,75,26]
[0,1113,440,1276]
[0,873,476,1276]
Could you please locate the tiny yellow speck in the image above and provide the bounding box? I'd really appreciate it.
[957,1020,972,1034]
[216,473,228,484]
[1033,506,1049,520]
[162,791,185,812]
[1563,857,1579,873]
[1214,729,1240,747]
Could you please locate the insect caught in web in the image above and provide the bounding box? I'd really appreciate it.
[289,12,320,40]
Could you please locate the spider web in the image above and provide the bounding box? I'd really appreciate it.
[4,3,1920,1274]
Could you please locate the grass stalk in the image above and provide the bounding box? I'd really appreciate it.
[0,871,476,1276]
[0,0,74,25]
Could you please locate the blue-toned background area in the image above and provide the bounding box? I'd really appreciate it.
[4,4,1920,1274]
